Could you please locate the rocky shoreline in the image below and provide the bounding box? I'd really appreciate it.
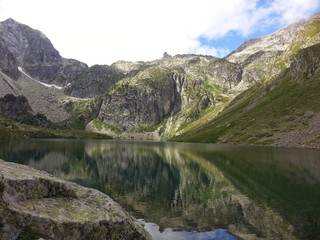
[0,160,151,240]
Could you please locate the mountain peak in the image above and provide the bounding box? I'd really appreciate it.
[2,18,22,26]
[225,19,304,64]
[162,52,171,58]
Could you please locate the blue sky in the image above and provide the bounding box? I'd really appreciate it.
[198,0,320,57]
[0,0,319,65]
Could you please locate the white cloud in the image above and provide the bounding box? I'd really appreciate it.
[187,43,231,58]
[0,0,319,65]
[270,0,320,24]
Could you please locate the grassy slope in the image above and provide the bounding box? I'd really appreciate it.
[172,16,320,145]
[0,115,111,140]
[94,55,237,138]
[172,43,320,145]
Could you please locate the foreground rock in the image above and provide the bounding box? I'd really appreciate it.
[0,160,150,240]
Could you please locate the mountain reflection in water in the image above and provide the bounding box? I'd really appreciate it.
[1,139,320,240]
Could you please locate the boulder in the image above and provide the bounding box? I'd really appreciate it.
[0,160,150,240]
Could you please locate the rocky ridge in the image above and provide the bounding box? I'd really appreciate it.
[0,18,123,126]
[0,159,150,240]
[173,37,320,148]
[92,54,242,138]
[0,94,50,127]
[87,16,319,139]
[0,15,319,144]
[225,20,304,91]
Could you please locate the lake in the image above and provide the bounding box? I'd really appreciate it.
[0,139,320,240]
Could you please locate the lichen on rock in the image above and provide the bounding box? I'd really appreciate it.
[0,159,150,240]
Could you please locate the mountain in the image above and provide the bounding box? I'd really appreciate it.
[0,18,87,84]
[0,18,121,128]
[92,15,319,140]
[0,15,319,147]
[92,55,242,139]
[173,14,320,148]
[0,94,50,126]
[225,20,303,91]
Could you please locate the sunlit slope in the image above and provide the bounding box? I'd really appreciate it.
[172,43,320,147]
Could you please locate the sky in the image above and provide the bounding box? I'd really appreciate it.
[0,0,319,66]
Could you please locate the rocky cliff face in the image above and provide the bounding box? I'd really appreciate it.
[0,37,20,79]
[226,21,303,64]
[0,18,122,125]
[92,16,320,139]
[0,15,319,143]
[225,20,304,91]
[172,14,320,145]
[0,94,50,127]
[173,40,320,148]
[94,55,242,138]
[0,18,122,95]
[65,64,125,97]
[0,18,65,82]
[0,18,243,136]
[0,159,150,240]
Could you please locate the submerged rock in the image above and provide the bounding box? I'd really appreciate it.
[0,159,150,240]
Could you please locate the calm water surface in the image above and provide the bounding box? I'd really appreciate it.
[1,139,320,240]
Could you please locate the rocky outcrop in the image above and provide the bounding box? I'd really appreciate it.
[0,71,21,97]
[0,15,319,141]
[99,67,179,131]
[0,18,128,99]
[173,41,320,148]
[0,38,20,79]
[0,94,32,119]
[225,20,305,90]
[226,21,303,64]
[0,159,150,240]
[0,18,64,82]
[65,65,125,98]
[0,94,50,127]
[96,55,242,136]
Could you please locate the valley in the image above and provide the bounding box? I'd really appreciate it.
[0,14,319,148]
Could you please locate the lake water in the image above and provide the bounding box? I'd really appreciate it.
[0,139,320,240]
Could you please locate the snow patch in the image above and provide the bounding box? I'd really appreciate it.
[18,67,64,90]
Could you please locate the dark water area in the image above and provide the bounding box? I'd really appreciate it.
[0,139,320,240]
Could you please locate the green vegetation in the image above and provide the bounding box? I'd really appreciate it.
[140,68,171,88]
[130,124,159,133]
[26,128,111,139]
[289,17,320,55]
[110,79,131,94]
[173,44,320,145]
[17,227,36,240]
[63,98,98,130]
[91,118,121,133]
[301,17,320,38]
[0,114,111,140]
[0,93,109,140]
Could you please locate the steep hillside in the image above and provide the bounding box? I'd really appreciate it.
[173,42,320,148]
[0,15,319,144]
[0,18,87,85]
[89,16,320,140]
[88,54,242,139]
[0,18,117,129]
[0,94,50,126]
[226,19,304,91]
